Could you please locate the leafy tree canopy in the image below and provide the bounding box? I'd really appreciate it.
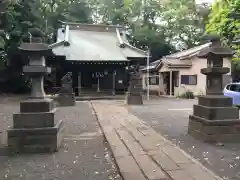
[206,0,240,59]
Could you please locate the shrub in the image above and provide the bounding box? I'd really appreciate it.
[179,90,195,99]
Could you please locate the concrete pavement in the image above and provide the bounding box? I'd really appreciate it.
[128,98,240,180]
[91,100,222,180]
[0,100,121,180]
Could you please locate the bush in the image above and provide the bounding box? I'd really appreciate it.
[178,90,195,99]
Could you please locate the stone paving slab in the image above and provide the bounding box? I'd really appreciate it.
[90,100,223,180]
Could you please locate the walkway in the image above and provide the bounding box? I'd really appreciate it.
[91,100,222,180]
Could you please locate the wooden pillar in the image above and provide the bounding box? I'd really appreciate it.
[78,72,81,96]
[170,70,173,96]
[112,70,116,95]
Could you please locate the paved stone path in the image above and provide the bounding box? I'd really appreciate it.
[91,100,222,180]
[0,100,121,180]
[128,98,240,180]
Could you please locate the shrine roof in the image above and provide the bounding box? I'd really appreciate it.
[141,43,211,72]
[50,22,147,61]
[164,43,211,60]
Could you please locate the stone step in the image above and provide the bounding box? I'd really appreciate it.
[22,145,57,153]
[24,135,57,146]
[0,133,8,156]
[193,104,239,120]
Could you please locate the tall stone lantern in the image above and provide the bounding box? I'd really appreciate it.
[7,35,64,153]
[188,35,240,142]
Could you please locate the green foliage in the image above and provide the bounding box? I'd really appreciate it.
[178,90,195,99]
[160,0,207,49]
[206,0,240,71]
[90,0,207,59]
[206,0,239,42]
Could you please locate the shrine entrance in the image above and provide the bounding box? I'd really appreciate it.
[81,70,114,91]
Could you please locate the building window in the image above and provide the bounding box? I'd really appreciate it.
[181,75,197,85]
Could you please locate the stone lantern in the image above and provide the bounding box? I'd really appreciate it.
[188,35,240,142]
[7,35,64,153]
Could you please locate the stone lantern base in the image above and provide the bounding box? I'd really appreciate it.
[57,92,76,107]
[188,95,240,142]
[7,98,64,154]
[126,92,143,105]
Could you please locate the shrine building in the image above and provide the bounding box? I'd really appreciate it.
[48,22,147,96]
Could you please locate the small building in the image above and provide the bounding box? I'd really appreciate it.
[142,43,232,96]
[48,22,147,95]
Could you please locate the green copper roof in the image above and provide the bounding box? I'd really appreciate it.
[52,23,147,61]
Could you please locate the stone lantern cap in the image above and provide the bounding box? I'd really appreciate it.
[19,43,51,56]
[197,35,234,58]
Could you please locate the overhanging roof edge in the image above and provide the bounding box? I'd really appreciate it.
[59,20,124,29]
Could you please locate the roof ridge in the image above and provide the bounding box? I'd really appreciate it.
[116,28,147,55]
[49,41,65,48]
[165,43,211,59]
[59,20,123,29]
[124,42,148,55]
[116,28,125,48]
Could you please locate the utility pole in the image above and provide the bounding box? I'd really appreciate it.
[146,48,150,100]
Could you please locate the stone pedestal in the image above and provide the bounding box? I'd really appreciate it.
[57,72,76,106]
[188,35,238,142]
[126,67,143,105]
[126,92,143,105]
[58,93,76,106]
[8,98,64,153]
[189,96,240,142]
[7,42,64,154]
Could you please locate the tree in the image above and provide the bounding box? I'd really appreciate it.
[5,0,43,58]
[206,0,240,79]
[206,0,240,44]
[160,0,208,50]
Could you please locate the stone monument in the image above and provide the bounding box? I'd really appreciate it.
[57,72,76,106]
[188,35,240,142]
[126,64,143,105]
[7,36,64,153]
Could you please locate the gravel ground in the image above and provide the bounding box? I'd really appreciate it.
[127,98,240,180]
[0,98,122,180]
